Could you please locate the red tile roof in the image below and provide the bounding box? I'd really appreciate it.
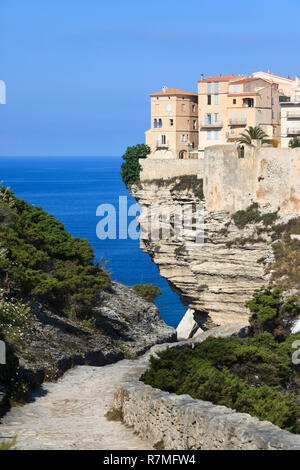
[149,88,197,97]
[232,78,259,84]
[199,75,247,83]
[254,71,293,81]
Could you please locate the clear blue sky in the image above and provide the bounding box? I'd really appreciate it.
[0,0,299,156]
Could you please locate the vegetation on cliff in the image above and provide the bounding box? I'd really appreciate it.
[142,287,300,434]
[121,144,150,187]
[0,185,110,320]
[132,284,162,302]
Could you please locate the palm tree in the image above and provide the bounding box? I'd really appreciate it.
[238,126,269,145]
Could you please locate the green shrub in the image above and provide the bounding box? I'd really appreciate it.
[232,203,261,229]
[232,203,278,230]
[121,144,150,187]
[142,289,300,434]
[105,407,123,422]
[132,284,162,302]
[246,286,300,339]
[289,137,300,148]
[0,186,110,320]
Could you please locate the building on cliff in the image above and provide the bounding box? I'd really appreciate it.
[145,72,299,158]
[197,73,284,156]
[280,77,300,148]
[145,87,198,159]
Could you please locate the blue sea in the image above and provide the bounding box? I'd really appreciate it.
[0,156,186,327]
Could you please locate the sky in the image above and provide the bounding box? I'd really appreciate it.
[0,0,300,157]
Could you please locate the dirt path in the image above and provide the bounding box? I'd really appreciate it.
[0,360,152,450]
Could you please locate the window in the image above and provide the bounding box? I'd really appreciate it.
[214,82,219,93]
[181,103,186,111]
[192,104,196,112]
[207,95,211,105]
[207,82,212,93]
[158,118,162,128]
[207,131,211,140]
[180,134,187,142]
[214,131,219,139]
[193,119,197,129]
[271,98,274,105]
[214,113,219,122]
[233,85,238,93]
[205,113,212,125]
[161,135,167,145]
[272,111,275,119]
[170,119,174,126]
[167,103,172,112]
[241,112,245,123]
[247,84,251,92]
[233,112,237,123]
[214,94,219,105]
[233,99,236,104]
[154,119,157,128]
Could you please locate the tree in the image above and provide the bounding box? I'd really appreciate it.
[246,285,300,340]
[121,144,150,188]
[238,126,269,145]
[289,137,300,148]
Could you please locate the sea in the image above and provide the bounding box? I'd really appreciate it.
[0,156,186,328]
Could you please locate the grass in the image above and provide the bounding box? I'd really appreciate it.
[0,436,17,450]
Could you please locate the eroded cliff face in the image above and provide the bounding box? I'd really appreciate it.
[132,178,276,326]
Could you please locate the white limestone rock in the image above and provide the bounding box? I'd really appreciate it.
[176,308,203,340]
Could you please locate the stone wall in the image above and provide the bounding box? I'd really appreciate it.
[139,158,203,181]
[114,334,300,450]
[204,145,300,214]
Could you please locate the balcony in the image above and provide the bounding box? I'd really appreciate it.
[156,140,168,149]
[287,111,300,119]
[200,120,223,129]
[287,128,300,135]
[229,118,247,126]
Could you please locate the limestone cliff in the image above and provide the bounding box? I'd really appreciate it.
[131,177,289,326]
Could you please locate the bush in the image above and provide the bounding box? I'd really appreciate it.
[0,186,110,319]
[142,289,300,434]
[121,144,150,188]
[246,286,300,339]
[232,203,278,230]
[132,283,162,302]
[289,137,300,149]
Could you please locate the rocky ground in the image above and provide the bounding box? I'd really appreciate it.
[0,322,248,450]
[0,282,175,417]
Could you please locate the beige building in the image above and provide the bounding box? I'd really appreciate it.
[253,71,294,97]
[280,77,300,148]
[198,74,282,155]
[145,87,198,159]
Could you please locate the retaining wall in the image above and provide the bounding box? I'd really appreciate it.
[139,158,202,181]
[114,328,300,450]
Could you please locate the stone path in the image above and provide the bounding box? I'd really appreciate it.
[0,360,152,450]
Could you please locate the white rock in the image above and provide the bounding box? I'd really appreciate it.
[292,319,300,334]
[176,309,203,340]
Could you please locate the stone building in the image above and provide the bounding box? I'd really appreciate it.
[280,77,300,148]
[145,87,198,159]
[197,74,283,156]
